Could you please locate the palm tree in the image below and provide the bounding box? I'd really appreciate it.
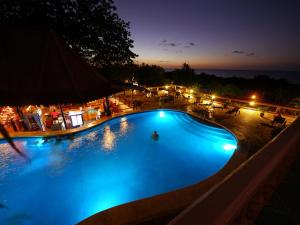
[0,124,26,158]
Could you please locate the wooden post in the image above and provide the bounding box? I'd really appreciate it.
[105,96,111,116]
[16,106,23,118]
[131,89,133,107]
[16,106,28,131]
[59,105,68,130]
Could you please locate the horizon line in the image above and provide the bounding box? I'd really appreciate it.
[163,68,300,72]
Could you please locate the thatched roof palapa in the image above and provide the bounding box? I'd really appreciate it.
[0,26,118,106]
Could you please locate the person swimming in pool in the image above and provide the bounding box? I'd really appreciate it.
[152,131,159,140]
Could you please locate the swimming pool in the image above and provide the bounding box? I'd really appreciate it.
[0,110,237,225]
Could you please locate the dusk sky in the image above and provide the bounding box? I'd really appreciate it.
[114,0,300,71]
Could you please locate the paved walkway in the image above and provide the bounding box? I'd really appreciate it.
[193,107,295,157]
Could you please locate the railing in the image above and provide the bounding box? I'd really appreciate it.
[214,96,300,117]
[167,117,300,225]
[119,90,300,117]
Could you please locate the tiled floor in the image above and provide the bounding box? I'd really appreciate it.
[204,107,295,157]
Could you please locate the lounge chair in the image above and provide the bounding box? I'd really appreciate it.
[226,107,240,115]
[271,116,286,126]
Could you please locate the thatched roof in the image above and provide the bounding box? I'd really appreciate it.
[0,26,119,106]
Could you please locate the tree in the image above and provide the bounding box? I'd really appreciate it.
[272,88,289,104]
[191,82,202,93]
[99,63,138,81]
[288,98,300,108]
[206,81,223,94]
[221,84,243,97]
[0,0,137,66]
[134,64,165,86]
[167,63,196,85]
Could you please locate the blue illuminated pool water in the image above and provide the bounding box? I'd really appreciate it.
[0,110,237,225]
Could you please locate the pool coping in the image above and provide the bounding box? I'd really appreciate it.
[79,153,243,225]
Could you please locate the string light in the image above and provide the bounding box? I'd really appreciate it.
[0,106,17,124]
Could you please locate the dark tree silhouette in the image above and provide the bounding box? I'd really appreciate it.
[221,84,243,97]
[93,62,299,103]
[166,63,196,85]
[0,124,27,159]
[0,0,137,66]
[99,63,138,81]
[181,63,195,75]
[134,64,165,86]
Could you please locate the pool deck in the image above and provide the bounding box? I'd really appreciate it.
[205,107,295,156]
[0,110,134,139]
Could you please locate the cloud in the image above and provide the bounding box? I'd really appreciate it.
[169,43,177,47]
[232,50,256,56]
[232,50,245,54]
[159,40,196,51]
[184,42,196,48]
[159,40,181,47]
[159,60,169,63]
